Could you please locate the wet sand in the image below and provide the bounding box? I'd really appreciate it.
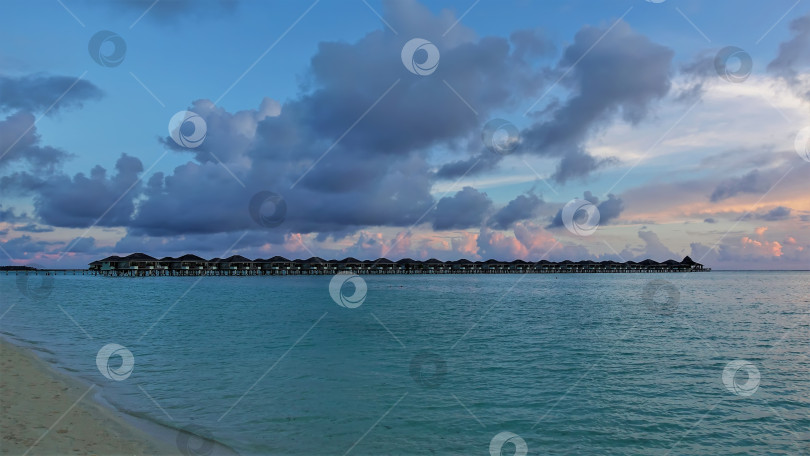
[0,338,177,455]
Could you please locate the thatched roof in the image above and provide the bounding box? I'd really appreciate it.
[222,255,251,263]
[177,254,207,262]
[124,253,157,261]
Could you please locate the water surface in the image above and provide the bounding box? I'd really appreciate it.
[2,271,810,455]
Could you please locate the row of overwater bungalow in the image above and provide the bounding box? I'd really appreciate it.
[88,253,708,276]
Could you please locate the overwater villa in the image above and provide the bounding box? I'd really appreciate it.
[88,253,709,276]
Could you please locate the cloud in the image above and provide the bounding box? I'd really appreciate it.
[618,229,680,261]
[0,204,28,223]
[476,227,527,259]
[488,190,543,230]
[0,235,59,260]
[691,230,810,269]
[434,152,501,180]
[710,169,771,202]
[432,186,492,230]
[4,2,674,245]
[120,0,554,236]
[64,236,98,253]
[521,20,673,182]
[24,154,144,228]
[13,223,53,233]
[548,191,625,229]
[768,14,810,85]
[757,206,791,221]
[0,74,103,114]
[0,112,72,172]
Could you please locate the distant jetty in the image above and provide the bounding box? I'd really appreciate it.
[88,253,709,276]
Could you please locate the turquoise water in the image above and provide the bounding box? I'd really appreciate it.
[3,271,810,455]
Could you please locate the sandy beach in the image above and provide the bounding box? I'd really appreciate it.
[0,338,176,455]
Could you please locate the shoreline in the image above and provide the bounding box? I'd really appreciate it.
[0,336,180,455]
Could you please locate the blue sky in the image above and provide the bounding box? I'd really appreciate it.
[2,0,810,269]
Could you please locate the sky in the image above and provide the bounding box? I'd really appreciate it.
[1,0,809,270]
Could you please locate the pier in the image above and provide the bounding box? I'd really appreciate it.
[80,253,709,276]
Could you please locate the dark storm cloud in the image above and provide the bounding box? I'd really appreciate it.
[0,74,103,114]
[488,191,544,230]
[709,169,771,202]
[432,187,492,230]
[548,191,624,228]
[521,21,673,183]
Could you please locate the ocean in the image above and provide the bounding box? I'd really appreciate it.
[3,271,810,455]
